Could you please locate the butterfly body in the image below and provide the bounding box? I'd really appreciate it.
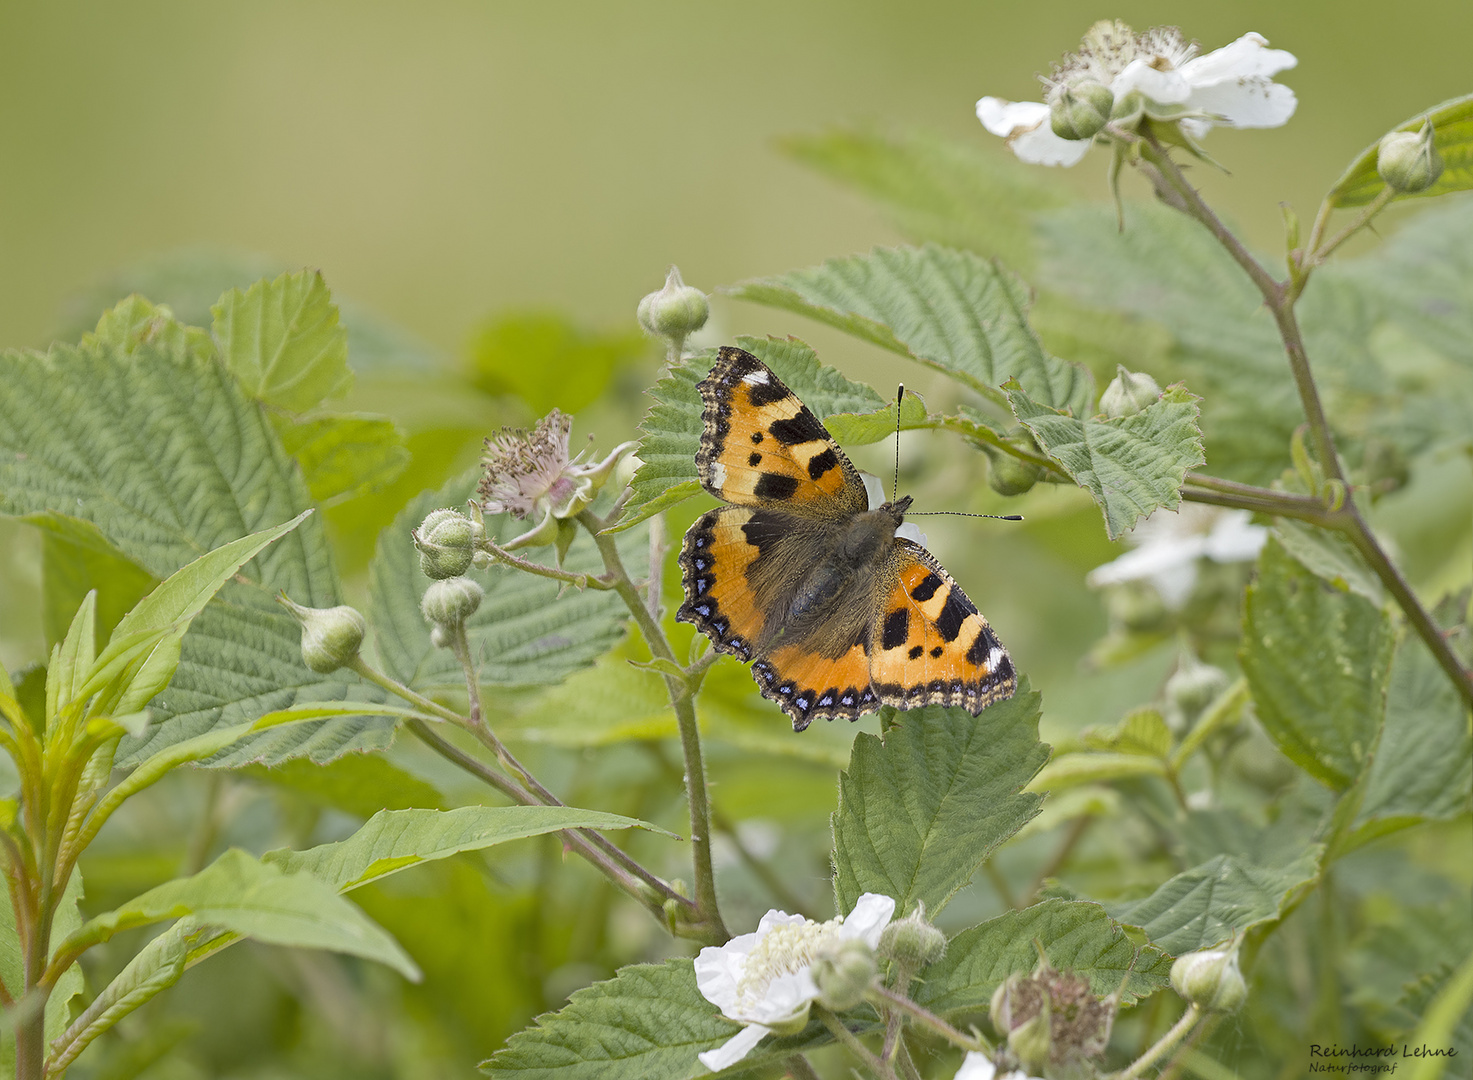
[677,347,1016,730]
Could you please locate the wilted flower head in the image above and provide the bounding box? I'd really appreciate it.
[977,21,1297,166]
[1087,505,1267,610]
[477,410,636,549]
[989,961,1117,1075]
[694,893,895,1072]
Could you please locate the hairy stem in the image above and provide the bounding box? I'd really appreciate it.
[1114,1003,1202,1080]
[817,1006,896,1080]
[870,984,992,1054]
[582,508,727,942]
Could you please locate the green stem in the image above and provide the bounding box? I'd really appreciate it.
[1141,132,1473,711]
[784,1054,824,1080]
[869,984,992,1054]
[581,509,727,943]
[480,538,615,590]
[1113,1003,1202,1080]
[1302,186,1396,283]
[817,1006,896,1080]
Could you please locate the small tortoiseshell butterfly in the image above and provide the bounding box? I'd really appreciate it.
[676,346,1017,731]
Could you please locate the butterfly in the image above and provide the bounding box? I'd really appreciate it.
[676,346,1016,731]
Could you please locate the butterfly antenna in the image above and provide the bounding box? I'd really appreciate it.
[909,511,1025,521]
[892,384,903,502]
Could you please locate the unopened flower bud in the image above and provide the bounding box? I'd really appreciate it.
[1050,81,1113,141]
[812,939,877,1011]
[414,510,476,580]
[1008,1009,1052,1076]
[279,595,366,674]
[1171,948,1247,1013]
[637,266,708,342]
[1164,652,1230,728]
[1377,124,1443,194]
[880,903,947,968]
[1100,366,1162,419]
[1105,581,1170,634]
[429,624,452,650]
[472,549,493,570]
[421,576,484,627]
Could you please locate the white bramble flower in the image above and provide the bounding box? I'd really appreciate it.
[694,893,896,1072]
[476,410,636,550]
[954,1052,1042,1080]
[1087,505,1266,610]
[977,21,1297,166]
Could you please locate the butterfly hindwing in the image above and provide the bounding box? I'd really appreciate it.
[867,542,1016,716]
[695,346,868,519]
[677,507,769,661]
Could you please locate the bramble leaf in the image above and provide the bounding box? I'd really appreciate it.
[1006,380,1205,540]
[1326,94,1473,208]
[273,413,410,505]
[728,245,1092,414]
[211,270,352,412]
[832,684,1048,916]
[1241,539,1394,790]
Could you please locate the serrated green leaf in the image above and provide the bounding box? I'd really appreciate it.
[36,512,156,652]
[211,270,352,412]
[241,753,446,818]
[915,899,1170,1015]
[468,312,650,414]
[832,684,1048,916]
[728,245,1092,413]
[822,393,930,446]
[0,871,83,1074]
[265,806,669,892]
[58,848,416,979]
[1400,953,1473,1080]
[1007,381,1204,540]
[614,336,889,532]
[1241,539,1395,790]
[1108,849,1322,955]
[1028,751,1168,790]
[273,413,410,505]
[1353,631,1473,837]
[1081,708,1173,757]
[781,128,1068,270]
[81,294,214,361]
[1272,520,1383,603]
[481,958,735,1080]
[0,338,395,767]
[1327,94,1473,208]
[369,473,644,692]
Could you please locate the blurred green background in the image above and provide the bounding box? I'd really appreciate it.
[2,4,1470,1076]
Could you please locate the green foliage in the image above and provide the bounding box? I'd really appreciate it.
[211,270,353,412]
[0,875,84,1074]
[1006,380,1205,540]
[613,335,891,531]
[1241,539,1395,790]
[469,312,650,414]
[728,244,1093,414]
[915,899,1171,1013]
[832,688,1047,916]
[266,805,669,891]
[273,413,411,505]
[1327,94,1473,207]
[60,848,418,978]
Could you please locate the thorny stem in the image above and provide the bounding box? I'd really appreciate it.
[1113,1003,1203,1080]
[350,658,690,918]
[481,538,615,590]
[1301,186,1396,284]
[817,1005,896,1080]
[580,507,728,942]
[1140,131,1473,710]
[870,984,993,1055]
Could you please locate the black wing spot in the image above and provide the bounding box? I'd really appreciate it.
[742,510,789,555]
[806,447,840,481]
[749,451,762,466]
[747,379,789,408]
[965,630,994,666]
[750,431,764,444]
[908,645,924,660]
[881,608,910,650]
[934,591,975,642]
[930,646,944,658]
[910,573,942,602]
[753,474,800,501]
[769,409,828,446]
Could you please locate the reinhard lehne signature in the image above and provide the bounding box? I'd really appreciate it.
[1307,1044,1460,1074]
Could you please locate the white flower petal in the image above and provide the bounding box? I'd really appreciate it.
[1188,79,1297,129]
[695,935,755,1014]
[976,97,1049,137]
[1202,513,1268,562]
[1180,33,1297,85]
[1148,560,1202,610]
[748,969,819,1025]
[1111,58,1192,104]
[838,893,897,946]
[955,1051,998,1080]
[977,97,1091,166]
[755,909,808,935]
[1180,116,1213,139]
[862,472,885,510]
[698,1023,770,1072]
[1086,536,1207,589]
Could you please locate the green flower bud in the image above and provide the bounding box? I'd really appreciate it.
[414,509,476,580]
[1171,948,1247,1013]
[988,450,1043,497]
[637,266,708,342]
[429,624,452,650]
[1050,81,1113,141]
[1007,1008,1052,1077]
[279,595,366,674]
[421,576,484,627]
[879,903,947,968]
[812,939,878,1011]
[1105,581,1170,634]
[472,549,493,571]
[1377,124,1443,194]
[1099,366,1162,419]
[1164,651,1230,730]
